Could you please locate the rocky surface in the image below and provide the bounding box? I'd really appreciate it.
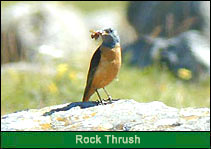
[1,99,210,131]
[127,1,209,38]
[123,30,210,80]
[125,1,210,81]
[1,2,90,63]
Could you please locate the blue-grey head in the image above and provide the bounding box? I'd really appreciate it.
[101,28,120,48]
[90,28,120,48]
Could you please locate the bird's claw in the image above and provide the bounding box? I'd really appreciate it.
[97,98,113,105]
[97,99,106,105]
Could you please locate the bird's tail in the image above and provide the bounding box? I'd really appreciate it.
[82,86,95,102]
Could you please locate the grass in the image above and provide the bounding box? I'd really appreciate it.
[1,1,210,115]
[1,60,210,115]
[1,1,129,12]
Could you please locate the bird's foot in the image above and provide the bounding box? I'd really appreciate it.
[97,99,107,105]
[97,98,113,105]
[102,97,113,104]
[107,96,113,104]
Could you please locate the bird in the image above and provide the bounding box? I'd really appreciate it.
[82,28,121,103]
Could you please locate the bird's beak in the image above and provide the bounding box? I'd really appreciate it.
[90,29,109,40]
[101,31,109,36]
[89,30,108,36]
[89,30,97,34]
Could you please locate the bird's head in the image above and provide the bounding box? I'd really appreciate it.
[90,28,120,48]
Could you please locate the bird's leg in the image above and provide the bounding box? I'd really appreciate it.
[95,89,103,104]
[103,87,112,102]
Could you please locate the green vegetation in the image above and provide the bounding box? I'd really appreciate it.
[1,1,129,12]
[1,1,210,115]
[1,61,210,115]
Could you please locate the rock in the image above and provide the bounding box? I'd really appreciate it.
[127,1,209,38]
[1,2,90,64]
[200,1,210,42]
[1,99,210,131]
[124,2,210,81]
[124,30,210,80]
[158,31,210,80]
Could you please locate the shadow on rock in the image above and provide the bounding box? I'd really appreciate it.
[43,99,120,116]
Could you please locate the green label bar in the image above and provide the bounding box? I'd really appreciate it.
[1,132,210,148]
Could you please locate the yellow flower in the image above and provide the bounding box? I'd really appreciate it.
[48,82,58,94]
[159,84,166,91]
[68,72,76,80]
[177,68,192,80]
[56,63,68,77]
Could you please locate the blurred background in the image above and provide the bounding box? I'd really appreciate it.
[1,1,210,115]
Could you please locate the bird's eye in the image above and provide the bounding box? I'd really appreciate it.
[104,28,113,34]
[108,28,113,33]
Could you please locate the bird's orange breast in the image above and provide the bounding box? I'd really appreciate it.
[91,45,121,89]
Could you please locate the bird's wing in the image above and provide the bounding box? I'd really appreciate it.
[86,47,101,90]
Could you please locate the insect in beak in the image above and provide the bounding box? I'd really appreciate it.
[90,29,108,39]
[90,30,101,40]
